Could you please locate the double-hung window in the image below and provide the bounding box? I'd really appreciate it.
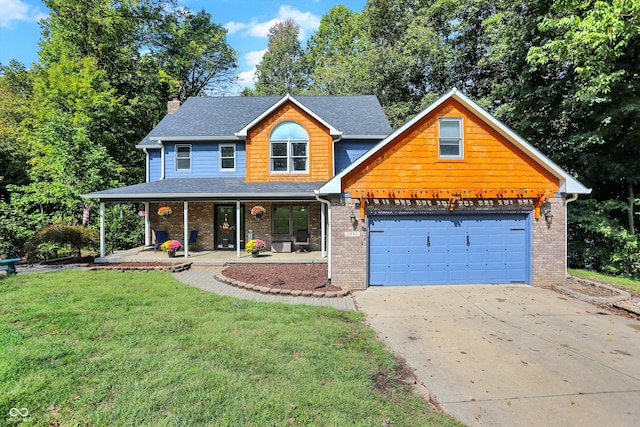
[175,144,192,171]
[270,122,308,173]
[438,118,463,159]
[220,144,235,171]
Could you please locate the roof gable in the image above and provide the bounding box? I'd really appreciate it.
[235,94,339,137]
[319,88,591,195]
[137,95,392,147]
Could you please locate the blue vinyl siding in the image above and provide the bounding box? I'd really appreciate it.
[159,142,246,179]
[334,140,379,173]
[148,149,161,182]
[369,213,530,286]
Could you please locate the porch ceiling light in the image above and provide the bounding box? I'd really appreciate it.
[350,212,358,229]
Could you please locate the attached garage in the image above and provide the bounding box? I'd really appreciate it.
[318,89,591,291]
[368,213,530,286]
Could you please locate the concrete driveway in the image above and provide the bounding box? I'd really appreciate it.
[354,285,640,426]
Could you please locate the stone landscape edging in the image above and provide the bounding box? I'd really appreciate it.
[554,276,630,304]
[88,262,192,273]
[215,267,350,298]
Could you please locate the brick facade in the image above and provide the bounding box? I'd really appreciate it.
[531,196,567,287]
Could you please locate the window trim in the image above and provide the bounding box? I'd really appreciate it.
[272,204,309,236]
[269,122,309,174]
[219,143,236,171]
[175,144,192,172]
[438,117,464,159]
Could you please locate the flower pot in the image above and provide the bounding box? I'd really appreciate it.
[168,251,175,258]
[251,251,259,258]
[162,215,170,220]
[254,212,263,219]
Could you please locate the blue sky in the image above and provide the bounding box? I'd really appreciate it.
[0,0,367,90]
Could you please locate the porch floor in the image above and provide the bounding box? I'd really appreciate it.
[95,246,327,266]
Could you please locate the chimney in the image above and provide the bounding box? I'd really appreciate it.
[167,96,181,114]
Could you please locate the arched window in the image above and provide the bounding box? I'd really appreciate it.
[269,122,308,173]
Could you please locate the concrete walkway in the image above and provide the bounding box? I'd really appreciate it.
[173,267,356,311]
[354,285,640,427]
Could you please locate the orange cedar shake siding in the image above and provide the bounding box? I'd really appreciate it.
[246,102,334,182]
[343,99,559,196]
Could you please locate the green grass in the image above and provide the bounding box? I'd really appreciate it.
[0,270,460,427]
[568,269,640,294]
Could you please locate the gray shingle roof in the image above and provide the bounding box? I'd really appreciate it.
[137,95,391,147]
[82,178,325,202]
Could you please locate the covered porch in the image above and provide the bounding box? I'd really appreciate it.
[95,245,327,266]
[82,178,331,262]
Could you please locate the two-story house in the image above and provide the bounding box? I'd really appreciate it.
[84,89,590,291]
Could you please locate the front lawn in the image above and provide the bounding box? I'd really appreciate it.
[0,270,460,426]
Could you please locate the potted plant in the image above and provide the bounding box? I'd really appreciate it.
[157,206,172,220]
[245,239,267,257]
[250,205,266,219]
[160,239,182,257]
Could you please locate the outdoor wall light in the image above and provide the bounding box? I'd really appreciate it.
[544,208,554,225]
[350,212,358,229]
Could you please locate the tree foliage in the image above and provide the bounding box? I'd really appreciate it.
[251,19,309,96]
[0,0,236,257]
[152,8,238,100]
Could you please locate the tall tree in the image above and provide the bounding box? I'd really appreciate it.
[305,5,369,95]
[153,8,238,100]
[252,19,309,96]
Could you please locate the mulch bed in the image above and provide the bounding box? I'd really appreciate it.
[221,263,340,292]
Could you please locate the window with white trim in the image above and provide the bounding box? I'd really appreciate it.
[270,122,308,173]
[438,117,463,159]
[175,144,191,171]
[220,144,235,171]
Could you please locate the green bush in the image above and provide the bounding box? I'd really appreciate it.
[568,199,640,277]
[23,223,99,260]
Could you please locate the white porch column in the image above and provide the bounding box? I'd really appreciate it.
[144,202,150,246]
[100,202,105,258]
[183,201,189,257]
[236,201,241,258]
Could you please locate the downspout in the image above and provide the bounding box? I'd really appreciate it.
[565,193,579,275]
[143,148,149,182]
[315,193,331,283]
[159,140,165,180]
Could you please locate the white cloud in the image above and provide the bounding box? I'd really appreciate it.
[245,49,267,66]
[224,4,321,40]
[237,68,257,87]
[0,0,47,28]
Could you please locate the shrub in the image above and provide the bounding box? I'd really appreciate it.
[23,223,99,260]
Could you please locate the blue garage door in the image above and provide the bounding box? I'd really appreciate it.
[369,214,530,285]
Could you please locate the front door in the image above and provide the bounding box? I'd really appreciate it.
[215,205,243,249]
